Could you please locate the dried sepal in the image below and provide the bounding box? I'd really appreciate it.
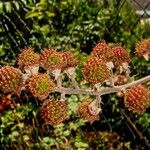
[18,47,40,69]
[40,48,64,71]
[135,39,150,60]
[26,74,56,100]
[77,99,100,123]
[83,57,111,84]
[41,99,68,126]
[0,66,23,94]
[124,85,150,114]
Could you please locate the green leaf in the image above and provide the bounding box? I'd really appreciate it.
[75,141,89,148]
[20,0,27,5]
[0,2,3,13]
[0,45,5,56]
[46,12,55,17]
[5,2,12,13]
[14,2,20,10]
[23,135,30,141]
[11,131,19,137]
[26,11,40,19]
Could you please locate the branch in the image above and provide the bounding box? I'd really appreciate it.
[55,75,150,96]
[121,110,150,149]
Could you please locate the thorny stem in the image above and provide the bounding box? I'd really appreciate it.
[65,67,79,89]
[56,75,62,88]
[121,110,150,149]
[55,75,150,96]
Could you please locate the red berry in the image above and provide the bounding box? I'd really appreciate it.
[124,85,150,114]
[18,47,40,69]
[77,99,100,123]
[112,46,130,67]
[40,48,64,71]
[62,51,78,69]
[41,99,68,126]
[26,74,56,101]
[83,57,111,84]
[0,66,23,94]
[91,42,113,62]
[135,39,150,60]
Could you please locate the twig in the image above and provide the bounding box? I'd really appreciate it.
[65,67,80,89]
[121,110,150,149]
[55,75,150,96]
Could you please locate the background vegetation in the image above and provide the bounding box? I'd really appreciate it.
[0,0,150,149]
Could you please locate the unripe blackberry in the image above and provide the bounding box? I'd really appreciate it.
[112,46,130,67]
[41,99,68,126]
[135,39,150,60]
[0,95,13,112]
[91,42,113,62]
[62,51,78,69]
[26,74,56,100]
[83,57,111,84]
[40,48,64,71]
[77,99,100,123]
[114,75,129,86]
[124,85,150,114]
[0,66,23,94]
[18,47,40,69]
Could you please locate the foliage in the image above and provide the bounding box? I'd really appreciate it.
[0,0,149,62]
[0,40,150,149]
[0,0,150,149]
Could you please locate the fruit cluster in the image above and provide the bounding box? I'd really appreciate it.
[0,39,150,126]
[41,99,68,126]
[0,66,23,95]
[0,47,79,126]
[135,39,150,60]
[124,85,150,114]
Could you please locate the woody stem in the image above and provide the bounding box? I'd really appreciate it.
[55,75,150,96]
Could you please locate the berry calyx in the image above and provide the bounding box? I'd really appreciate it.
[77,99,100,123]
[114,75,129,86]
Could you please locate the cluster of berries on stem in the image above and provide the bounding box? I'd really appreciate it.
[0,39,150,126]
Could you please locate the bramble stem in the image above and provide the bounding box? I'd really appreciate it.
[55,75,150,96]
[121,110,150,149]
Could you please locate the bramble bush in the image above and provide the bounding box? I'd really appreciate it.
[0,39,150,149]
[0,0,150,149]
